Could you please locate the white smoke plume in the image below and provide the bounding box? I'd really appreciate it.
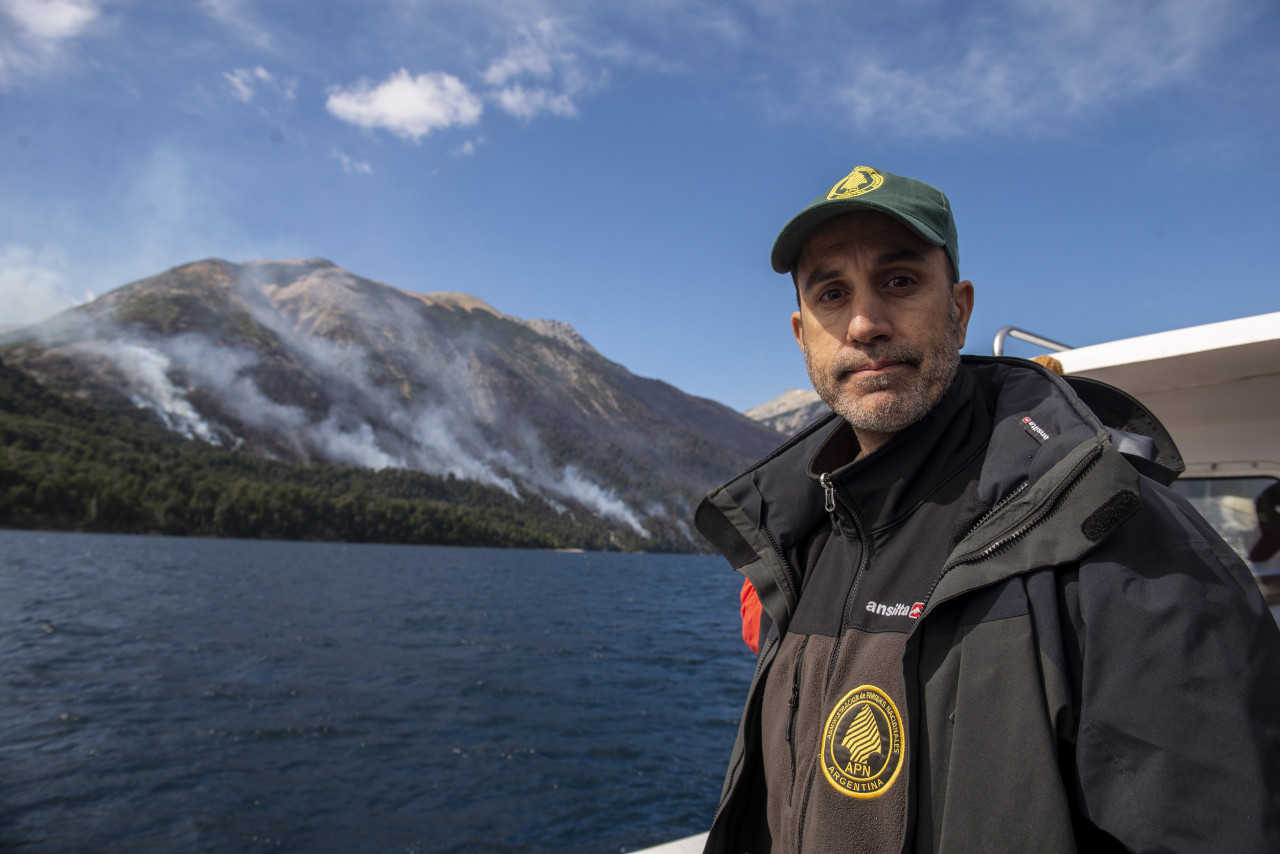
[53,263,653,537]
[550,465,648,536]
[69,339,222,445]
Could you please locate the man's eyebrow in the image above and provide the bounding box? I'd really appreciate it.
[875,247,929,266]
[799,248,931,293]
[799,268,843,293]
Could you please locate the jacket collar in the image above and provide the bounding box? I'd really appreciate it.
[696,355,1146,635]
[697,358,1107,546]
[809,363,992,535]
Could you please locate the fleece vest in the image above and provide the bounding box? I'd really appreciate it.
[759,366,991,853]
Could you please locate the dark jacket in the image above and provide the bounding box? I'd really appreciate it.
[695,357,1280,853]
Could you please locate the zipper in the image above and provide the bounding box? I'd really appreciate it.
[920,443,1104,612]
[820,472,836,513]
[784,635,809,805]
[820,472,870,689]
[792,471,870,854]
[820,472,842,536]
[964,480,1029,540]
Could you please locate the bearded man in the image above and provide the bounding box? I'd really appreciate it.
[694,166,1280,853]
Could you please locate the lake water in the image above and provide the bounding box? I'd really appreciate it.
[0,531,754,853]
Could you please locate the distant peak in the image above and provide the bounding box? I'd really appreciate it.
[524,318,597,355]
[243,257,339,270]
[169,258,235,273]
[155,258,340,281]
[745,387,822,418]
[413,291,504,316]
[407,292,596,353]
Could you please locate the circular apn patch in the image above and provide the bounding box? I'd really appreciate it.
[820,684,904,798]
[827,166,884,200]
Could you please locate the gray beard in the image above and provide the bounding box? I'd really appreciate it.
[805,312,963,438]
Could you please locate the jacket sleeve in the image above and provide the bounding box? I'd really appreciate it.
[1068,481,1280,852]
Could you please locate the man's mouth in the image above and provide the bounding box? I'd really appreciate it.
[834,351,921,381]
[851,360,906,374]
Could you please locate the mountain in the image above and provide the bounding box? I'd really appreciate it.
[745,387,830,435]
[0,258,783,548]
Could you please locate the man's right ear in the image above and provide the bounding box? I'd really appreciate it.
[791,311,805,352]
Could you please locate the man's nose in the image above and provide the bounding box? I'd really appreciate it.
[846,293,892,344]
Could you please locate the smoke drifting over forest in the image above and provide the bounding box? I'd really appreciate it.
[3,259,780,542]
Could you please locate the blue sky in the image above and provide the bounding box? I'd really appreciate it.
[2,0,1278,412]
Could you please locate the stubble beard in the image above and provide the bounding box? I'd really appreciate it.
[805,306,964,438]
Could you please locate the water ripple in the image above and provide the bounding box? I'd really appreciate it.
[0,531,754,853]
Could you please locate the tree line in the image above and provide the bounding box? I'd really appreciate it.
[0,358,697,552]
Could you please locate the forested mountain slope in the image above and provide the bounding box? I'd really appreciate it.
[1,258,782,549]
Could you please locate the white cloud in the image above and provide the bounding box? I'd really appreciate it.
[199,0,272,49]
[461,0,1250,140]
[222,65,296,104]
[493,84,577,121]
[2,0,97,39]
[449,138,482,157]
[480,19,600,120]
[224,65,266,102]
[316,13,623,141]
[827,0,1244,137]
[0,0,100,86]
[326,69,483,142]
[0,244,82,327]
[482,27,559,86]
[331,149,372,174]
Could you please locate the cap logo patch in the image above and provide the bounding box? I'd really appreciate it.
[828,166,883,200]
[820,684,904,799]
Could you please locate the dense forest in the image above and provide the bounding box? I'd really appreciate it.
[0,358,698,552]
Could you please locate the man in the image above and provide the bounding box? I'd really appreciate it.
[694,165,1280,853]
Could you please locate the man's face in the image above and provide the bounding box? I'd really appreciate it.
[791,210,974,455]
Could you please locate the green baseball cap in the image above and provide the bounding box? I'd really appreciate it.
[771,165,960,281]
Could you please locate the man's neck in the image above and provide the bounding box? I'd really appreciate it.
[852,428,895,461]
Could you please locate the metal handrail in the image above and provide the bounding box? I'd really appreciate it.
[992,326,1073,357]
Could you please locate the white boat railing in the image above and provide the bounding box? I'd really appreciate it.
[992,326,1072,356]
[629,831,709,853]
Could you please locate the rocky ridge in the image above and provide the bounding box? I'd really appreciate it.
[2,258,783,545]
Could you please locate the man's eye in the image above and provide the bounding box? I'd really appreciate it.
[817,287,844,303]
[885,276,916,290]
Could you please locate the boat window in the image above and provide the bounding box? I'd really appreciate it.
[1171,477,1280,618]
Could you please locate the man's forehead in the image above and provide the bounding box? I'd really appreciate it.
[798,210,941,267]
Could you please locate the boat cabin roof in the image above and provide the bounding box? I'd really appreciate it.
[1051,312,1280,481]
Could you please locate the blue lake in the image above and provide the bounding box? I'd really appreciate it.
[0,531,754,853]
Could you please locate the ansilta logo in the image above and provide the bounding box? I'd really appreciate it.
[820,684,904,799]
[828,166,884,200]
[1021,416,1051,444]
[865,600,924,619]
